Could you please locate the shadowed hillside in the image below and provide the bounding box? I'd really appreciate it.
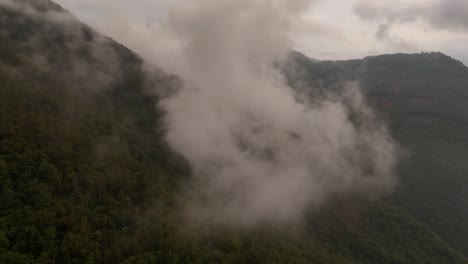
[289,52,468,256]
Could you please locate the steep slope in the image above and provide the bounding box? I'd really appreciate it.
[0,1,188,263]
[364,54,468,256]
[291,52,468,256]
[0,0,467,263]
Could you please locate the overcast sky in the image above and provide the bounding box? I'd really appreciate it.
[54,0,468,65]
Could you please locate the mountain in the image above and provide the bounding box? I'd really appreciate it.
[0,0,467,263]
[288,53,468,256]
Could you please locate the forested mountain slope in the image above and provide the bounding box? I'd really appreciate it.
[289,53,468,256]
[0,0,467,263]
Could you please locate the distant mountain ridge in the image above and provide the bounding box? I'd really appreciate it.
[287,50,468,256]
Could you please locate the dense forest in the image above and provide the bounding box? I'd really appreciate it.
[0,0,468,263]
[289,52,468,256]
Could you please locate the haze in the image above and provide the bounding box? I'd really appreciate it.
[55,0,468,65]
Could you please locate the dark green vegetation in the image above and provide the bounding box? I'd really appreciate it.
[291,52,468,257]
[0,0,467,263]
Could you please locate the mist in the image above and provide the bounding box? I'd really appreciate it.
[354,0,468,32]
[3,0,399,226]
[150,0,398,225]
[0,0,128,92]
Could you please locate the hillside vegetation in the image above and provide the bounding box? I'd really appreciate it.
[0,0,467,263]
[290,53,468,255]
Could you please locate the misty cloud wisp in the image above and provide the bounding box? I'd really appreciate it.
[156,0,398,225]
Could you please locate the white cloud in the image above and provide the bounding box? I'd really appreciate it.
[54,0,468,64]
[53,0,399,226]
[351,0,468,63]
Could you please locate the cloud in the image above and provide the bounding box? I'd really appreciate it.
[154,0,398,225]
[354,0,468,32]
[0,0,130,91]
[352,0,468,56]
[430,0,468,31]
[45,0,399,226]
[54,0,468,65]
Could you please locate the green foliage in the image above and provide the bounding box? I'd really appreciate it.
[292,52,468,257]
[1,51,466,263]
[0,0,467,263]
[0,32,185,262]
[0,231,9,249]
[0,251,33,264]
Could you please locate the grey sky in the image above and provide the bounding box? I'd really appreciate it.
[54,0,468,65]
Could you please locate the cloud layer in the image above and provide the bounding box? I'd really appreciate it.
[354,0,468,32]
[352,0,468,61]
